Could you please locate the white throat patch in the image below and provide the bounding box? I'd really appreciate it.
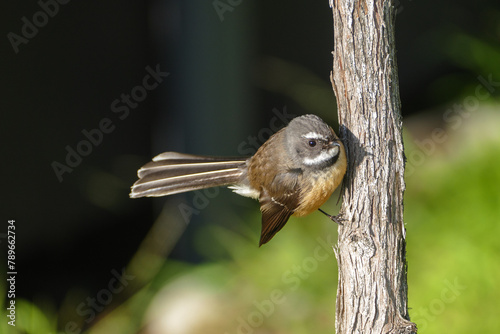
[302,146,339,166]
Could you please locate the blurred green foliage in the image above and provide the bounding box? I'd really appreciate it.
[404,108,500,334]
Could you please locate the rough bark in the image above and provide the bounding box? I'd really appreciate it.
[329,0,417,333]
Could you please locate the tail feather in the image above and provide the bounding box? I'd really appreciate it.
[130,152,248,198]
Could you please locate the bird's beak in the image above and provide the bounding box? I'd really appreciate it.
[328,141,340,148]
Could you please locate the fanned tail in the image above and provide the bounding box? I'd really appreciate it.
[130,152,248,198]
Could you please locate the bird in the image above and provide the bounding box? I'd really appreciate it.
[130,114,347,246]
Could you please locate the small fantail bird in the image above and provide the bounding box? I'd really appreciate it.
[130,114,347,246]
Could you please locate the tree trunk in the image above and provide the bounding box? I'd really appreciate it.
[329,0,417,333]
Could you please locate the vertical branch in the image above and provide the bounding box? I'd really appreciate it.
[329,0,417,333]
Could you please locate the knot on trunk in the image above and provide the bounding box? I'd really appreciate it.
[347,230,375,258]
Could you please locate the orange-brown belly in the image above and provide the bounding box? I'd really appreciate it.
[293,162,346,217]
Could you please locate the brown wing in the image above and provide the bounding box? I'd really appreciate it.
[258,169,302,246]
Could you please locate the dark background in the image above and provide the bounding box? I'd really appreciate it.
[1,0,499,333]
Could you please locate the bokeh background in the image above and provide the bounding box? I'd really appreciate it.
[1,0,499,333]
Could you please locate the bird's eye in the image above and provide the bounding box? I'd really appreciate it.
[308,140,317,147]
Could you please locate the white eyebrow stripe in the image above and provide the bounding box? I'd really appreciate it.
[302,131,326,141]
